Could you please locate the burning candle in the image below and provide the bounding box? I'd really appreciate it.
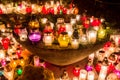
[73,77,78,80]
[98,65,108,80]
[3,65,14,80]
[1,59,6,67]
[76,14,80,21]
[41,18,48,24]
[79,34,88,45]
[87,29,97,44]
[70,18,76,25]
[114,35,120,47]
[65,23,73,37]
[79,69,87,80]
[10,59,18,68]
[114,63,120,78]
[0,50,5,60]
[98,27,106,40]
[1,37,10,50]
[28,31,41,43]
[71,39,79,49]
[58,32,70,47]
[43,32,54,46]
[87,71,95,80]
[19,57,25,67]
[107,73,118,80]
[34,56,40,67]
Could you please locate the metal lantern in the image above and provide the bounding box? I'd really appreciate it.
[58,32,70,47]
[28,31,41,43]
[43,32,54,46]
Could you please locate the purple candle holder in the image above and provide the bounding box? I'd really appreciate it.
[114,69,120,78]
[85,65,93,71]
[28,32,41,42]
[1,59,6,67]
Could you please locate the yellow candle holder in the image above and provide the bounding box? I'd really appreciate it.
[58,32,70,47]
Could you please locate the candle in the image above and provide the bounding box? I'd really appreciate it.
[73,65,80,77]
[98,65,108,80]
[70,18,76,25]
[79,34,88,45]
[87,71,95,80]
[1,59,6,67]
[87,29,97,44]
[114,63,120,78]
[34,56,40,67]
[65,23,73,37]
[0,50,5,59]
[10,59,18,68]
[76,14,80,21]
[107,73,118,80]
[88,53,95,63]
[71,39,79,49]
[1,37,10,50]
[73,77,78,80]
[41,18,48,24]
[28,32,41,43]
[3,65,14,80]
[19,57,25,67]
[50,0,54,7]
[43,33,54,46]
[98,27,106,40]
[58,32,70,47]
[79,69,87,80]
[114,35,120,47]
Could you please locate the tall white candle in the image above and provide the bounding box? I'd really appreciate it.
[87,29,97,44]
[87,71,95,80]
[79,69,87,80]
[98,65,108,80]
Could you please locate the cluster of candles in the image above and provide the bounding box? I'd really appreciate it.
[12,13,109,49]
[0,28,27,80]
[0,0,78,15]
[68,35,120,80]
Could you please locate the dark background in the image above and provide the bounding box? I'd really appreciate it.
[73,0,120,29]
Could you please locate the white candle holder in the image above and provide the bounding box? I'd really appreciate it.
[70,18,76,25]
[41,18,48,24]
[98,65,108,80]
[79,69,87,80]
[87,71,95,80]
[76,15,81,21]
[43,33,54,46]
[71,39,79,49]
[87,29,97,44]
